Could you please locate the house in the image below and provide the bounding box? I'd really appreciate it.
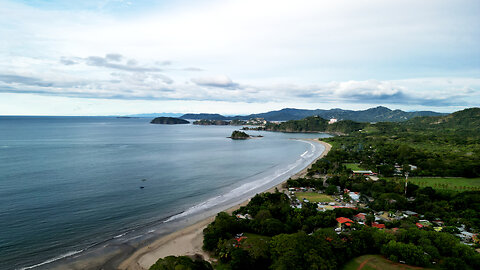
[328,118,338,124]
[348,192,360,201]
[457,231,475,242]
[336,217,354,229]
[473,234,479,244]
[352,170,375,176]
[234,235,248,247]
[371,222,386,229]
[403,210,419,217]
[416,223,424,229]
[354,213,366,222]
[235,214,252,220]
[418,220,433,227]
[433,220,445,227]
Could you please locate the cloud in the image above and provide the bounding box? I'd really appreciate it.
[1,71,478,107]
[85,55,164,72]
[0,74,54,87]
[330,80,406,100]
[105,53,123,62]
[60,57,78,65]
[182,67,204,72]
[191,75,240,89]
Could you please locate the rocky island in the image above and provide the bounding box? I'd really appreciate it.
[150,117,190,124]
[229,130,250,140]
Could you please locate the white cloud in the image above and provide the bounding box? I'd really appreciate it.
[330,80,403,98]
[0,0,479,115]
[191,75,238,88]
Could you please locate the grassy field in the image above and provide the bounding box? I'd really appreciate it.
[295,192,334,202]
[243,233,271,241]
[344,163,365,171]
[342,255,425,270]
[390,177,480,191]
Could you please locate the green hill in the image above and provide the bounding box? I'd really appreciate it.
[320,107,480,177]
[405,107,480,131]
[264,116,367,134]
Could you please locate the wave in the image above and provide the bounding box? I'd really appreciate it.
[18,250,83,270]
[164,139,322,223]
[113,232,127,239]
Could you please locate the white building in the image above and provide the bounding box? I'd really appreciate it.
[328,118,338,124]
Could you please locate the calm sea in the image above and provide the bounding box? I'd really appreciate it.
[0,116,329,269]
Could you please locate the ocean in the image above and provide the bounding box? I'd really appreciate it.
[0,116,330,269]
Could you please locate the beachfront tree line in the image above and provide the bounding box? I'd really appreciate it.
[196,188,480,270]
[147,192,480,268]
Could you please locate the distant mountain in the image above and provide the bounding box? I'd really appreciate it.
[126,113,183,118]
[180,113,228,120]
[180,106,445,122]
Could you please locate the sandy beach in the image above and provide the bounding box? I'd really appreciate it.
[119,139,331,270]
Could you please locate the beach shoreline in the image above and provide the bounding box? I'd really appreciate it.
[118,139,332,270]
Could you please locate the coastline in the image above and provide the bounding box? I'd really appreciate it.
[119,139,332,270]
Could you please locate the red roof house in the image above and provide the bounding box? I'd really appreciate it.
[354,213,366,221]
[371,222,386,229]
[336,217,354,227]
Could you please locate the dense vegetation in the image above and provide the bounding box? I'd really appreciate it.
[193,119,229,125]
[201,187,480,269]
[281,108,480,177]
[150,256,213,270]
[230,130,250,140]
[263,116,367,134]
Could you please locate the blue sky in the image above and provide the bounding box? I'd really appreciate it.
[0,0,479,115]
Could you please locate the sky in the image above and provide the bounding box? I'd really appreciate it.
[0,0,479,116]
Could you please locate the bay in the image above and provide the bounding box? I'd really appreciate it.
[0,116,330,269]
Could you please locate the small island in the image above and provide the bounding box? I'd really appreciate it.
[150,117,190,124]
[229,130,250,140]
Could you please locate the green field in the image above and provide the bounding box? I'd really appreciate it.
[243,233,271,241]
[342,255,426,270]
[295,192,334,202]
[390,177,480,191]
[344,163,365,171]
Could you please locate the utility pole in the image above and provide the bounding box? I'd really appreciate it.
[404,172,409,196]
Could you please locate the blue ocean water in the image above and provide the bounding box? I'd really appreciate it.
[0,117,329,269]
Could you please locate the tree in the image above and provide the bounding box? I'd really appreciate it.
[381,240,430,267]
[149,256,213,270]
[325,185,338,195]
[203,212,244,251]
